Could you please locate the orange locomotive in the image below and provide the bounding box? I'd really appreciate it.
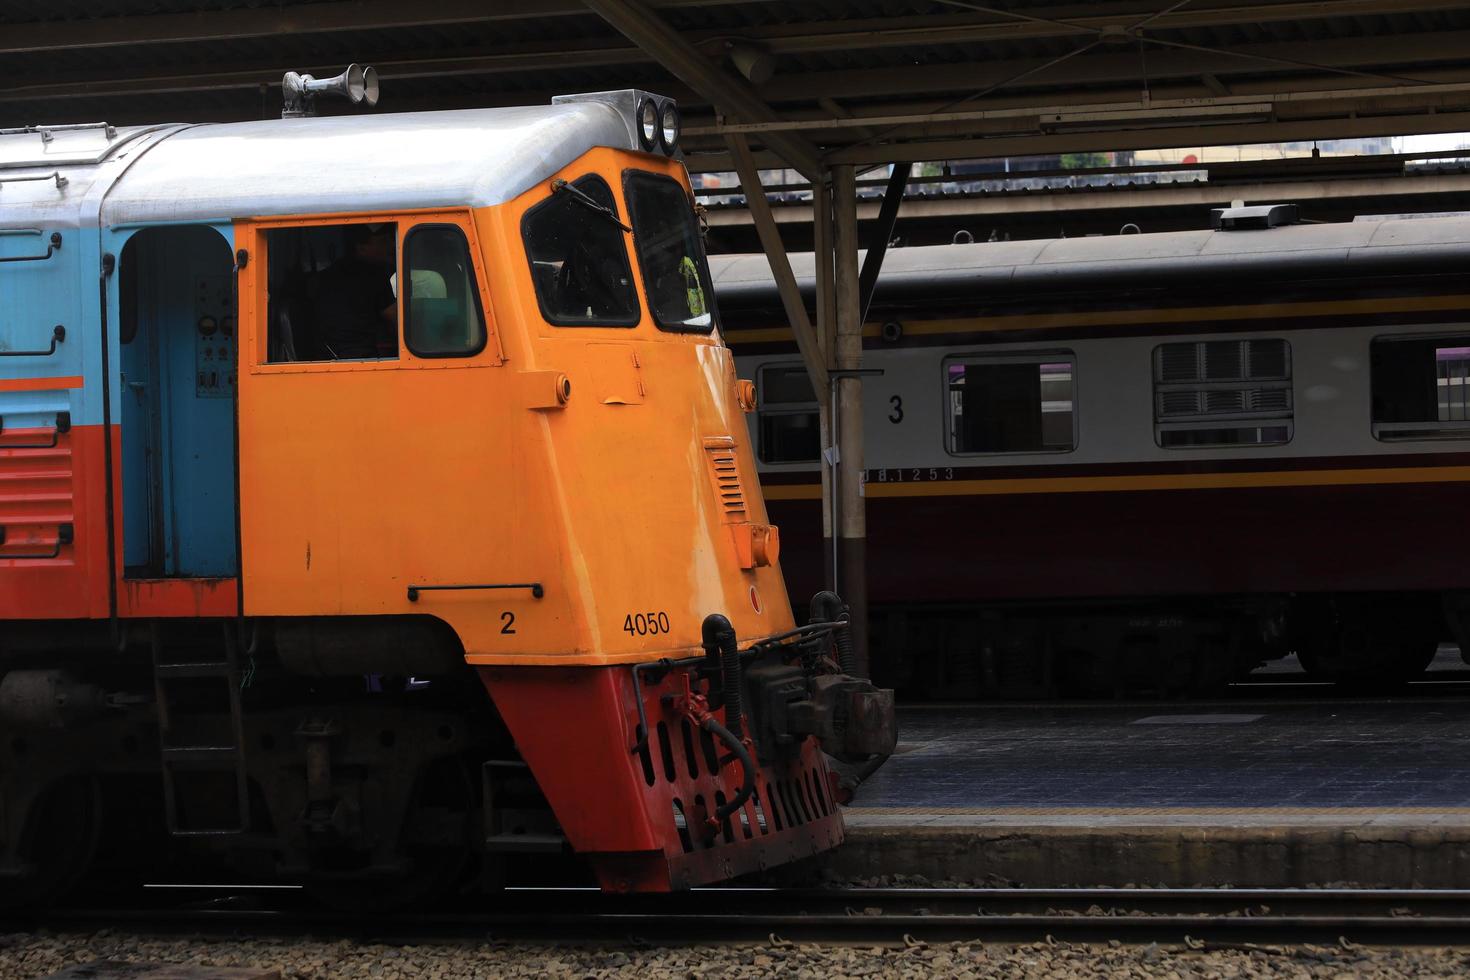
[0,85,893,905]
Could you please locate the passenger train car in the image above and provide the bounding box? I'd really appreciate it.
[0,90,893,908]
[714,210,1470,697]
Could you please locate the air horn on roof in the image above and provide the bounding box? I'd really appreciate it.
[281,64,380,119]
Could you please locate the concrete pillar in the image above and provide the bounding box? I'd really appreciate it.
[831,164,869,676]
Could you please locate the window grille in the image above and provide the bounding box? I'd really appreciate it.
[1152,339,1292,448]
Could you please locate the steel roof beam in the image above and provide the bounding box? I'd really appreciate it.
[4,0,1463,56]
[754,32,1470,105]
[673,67,1470,154]
[0,48,657,103]
[701,172,1470,226]
[11,43,1466,112]
[579,0,822,179]
[688,80,1470,139]
[9,21,1464,113]
[713,0,1470,57]
[806,111,1470,168]
[0,0,740,54]
[725,134,829,392]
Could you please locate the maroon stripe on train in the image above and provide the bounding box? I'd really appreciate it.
[769,481,1470,604]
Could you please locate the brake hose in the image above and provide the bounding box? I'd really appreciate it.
[704,715,755,828]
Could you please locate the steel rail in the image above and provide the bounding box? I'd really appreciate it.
[25,886,1470,945]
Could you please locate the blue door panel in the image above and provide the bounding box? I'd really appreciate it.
[113,223,237,577]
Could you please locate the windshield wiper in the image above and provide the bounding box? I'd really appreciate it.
[551,178,632,232]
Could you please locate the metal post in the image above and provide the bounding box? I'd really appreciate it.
[812,177,836,587]
[725,135,829,395]
[831,164,869,676]
[858,162,911,325]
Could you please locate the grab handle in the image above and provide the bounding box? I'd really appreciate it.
[0,410,71,450]
[0,324,65,357]
[0,232,62,264]
[407,582,544,602]
[0,522,73,560]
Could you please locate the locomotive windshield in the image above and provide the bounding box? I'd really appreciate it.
[522,175,640,327]
[624,171,716,333]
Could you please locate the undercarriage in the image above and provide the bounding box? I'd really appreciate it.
[0,598,895,906]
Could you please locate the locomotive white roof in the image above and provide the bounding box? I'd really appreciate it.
[0,103,634,228]
[710,213,1470,305]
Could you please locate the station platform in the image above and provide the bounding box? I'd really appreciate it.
[821,652,1470,888]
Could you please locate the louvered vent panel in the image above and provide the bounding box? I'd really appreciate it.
[1158,391,1201,416]
[1204,390,1246,414]
[1154,338,1294,443]
[1248,339,1289,379]
[705,442,747,523]
[1202,341,1243,380]
[1251,387,1292,412]
[0,444,75,556]
[0,388,77,562]
[1158,344,1199,382]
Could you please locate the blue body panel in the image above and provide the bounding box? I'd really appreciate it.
[0,228,87,433]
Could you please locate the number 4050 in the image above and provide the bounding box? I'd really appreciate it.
[624,611,671,636]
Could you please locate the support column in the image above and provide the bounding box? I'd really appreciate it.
[831,164,869,676]
[812,178,836,586]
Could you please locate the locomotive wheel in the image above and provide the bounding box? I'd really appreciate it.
[0,775,101,912]
[305,757,476,912]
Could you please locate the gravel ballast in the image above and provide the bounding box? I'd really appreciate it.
[7,932,1470,979]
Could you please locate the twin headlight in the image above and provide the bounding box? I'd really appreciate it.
[637,96,681,154]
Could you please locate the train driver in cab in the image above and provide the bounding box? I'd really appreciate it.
[313,223,398,359]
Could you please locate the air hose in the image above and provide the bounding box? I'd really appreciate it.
[704,715,755,828]
[701,613,742,741]
[700,613,754,830]
[810,590,860,677]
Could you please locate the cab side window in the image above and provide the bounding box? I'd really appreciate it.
[264,222,399,363]
[521,175,639,327]
[624,170,717,333]
[403,225,488,357]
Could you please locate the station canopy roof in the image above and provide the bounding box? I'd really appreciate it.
[5,0,1470,176]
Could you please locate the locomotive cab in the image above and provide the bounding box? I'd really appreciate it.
[0,91,894,905]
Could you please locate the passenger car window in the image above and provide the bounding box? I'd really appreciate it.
[757,364,820,464]
[263,222,399,363]
[624,171,716,333]
[402,225,487,358]
[946,354,1075,454]
[1153,339,1291,448]
[1371,334,1470,441]
[521,176,639,327]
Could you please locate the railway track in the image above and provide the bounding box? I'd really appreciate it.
[27,886,1470,945]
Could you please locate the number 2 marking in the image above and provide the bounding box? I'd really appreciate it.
[889,395,904,424]
[501,611,516,635]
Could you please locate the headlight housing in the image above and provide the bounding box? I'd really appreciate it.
[638,97,659,151]
[658,100,680,153]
